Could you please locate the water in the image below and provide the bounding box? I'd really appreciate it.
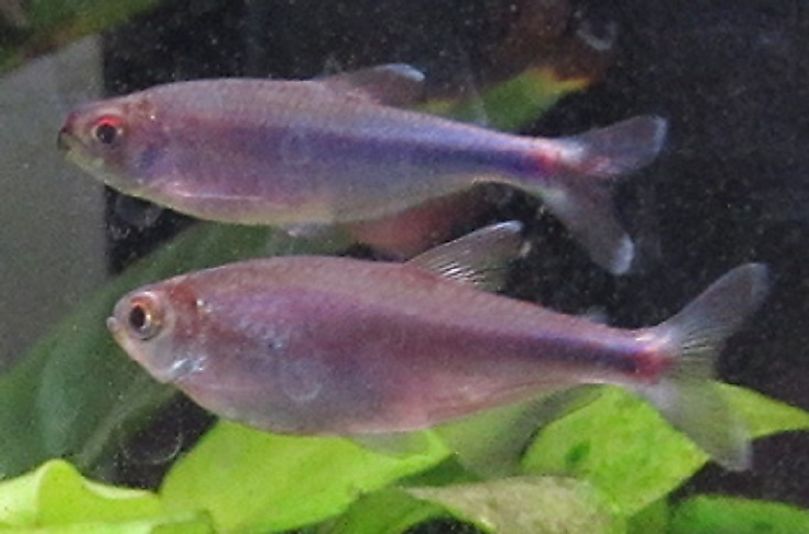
[0,0,806,532]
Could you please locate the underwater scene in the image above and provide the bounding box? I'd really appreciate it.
[1,0,807,532]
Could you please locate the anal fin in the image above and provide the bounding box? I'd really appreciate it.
[436,387,601,478]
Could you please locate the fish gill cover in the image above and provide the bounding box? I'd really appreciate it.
[0,1,807,533]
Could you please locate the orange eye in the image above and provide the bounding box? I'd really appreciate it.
[92,116,124,146]
[127,292,164,340]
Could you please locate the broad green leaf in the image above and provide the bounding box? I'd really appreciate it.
[523,384,809,516]
[627,498,669,534]
[723,383,809,438]
[670,496,809,534]
[423,67,590,131]
[324,458,475,534]
[0,223,334,479]
[0,459,212,532]
[323,489,447,534]
[160,422,449,532]
[3,0,162,74]
[523,387,703,515]
[405,475,624,534]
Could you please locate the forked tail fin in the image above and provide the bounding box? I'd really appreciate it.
[555,115,668,178]
[527,116,668,275]
[635,263,770,471]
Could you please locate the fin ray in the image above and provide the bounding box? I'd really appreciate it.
[636,263,770,470]
[408,221,524,291]
[321,63,425,107]
[522,116,668,274]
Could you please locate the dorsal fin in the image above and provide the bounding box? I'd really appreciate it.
[320,63,426,107]
[408,221,524,291]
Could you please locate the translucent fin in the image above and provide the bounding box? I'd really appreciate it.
[408,221,524,291]
[112,195,163,230]
[283,223,330,239]
[580,306,609,325]
[352,431,433,457]
[528,116,668,275]
[539,181,635,274]
[636,263,770,471]
[555,115,668,178]
[436,387,602,477]
[321,63,426,107]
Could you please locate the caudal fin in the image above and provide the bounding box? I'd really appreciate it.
[530,116,667,275]
[557,115,668,178]
[636,263,770,471]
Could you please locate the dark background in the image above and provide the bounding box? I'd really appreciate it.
[100,0,809,525]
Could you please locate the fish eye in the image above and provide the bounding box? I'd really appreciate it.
[126,293,164,340]
[91,116,124,146]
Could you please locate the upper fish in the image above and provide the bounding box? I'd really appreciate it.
[108,222,768,471]
[58,64,667,274]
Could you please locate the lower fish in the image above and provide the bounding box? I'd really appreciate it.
[58,64,666,274]
[107,223,767,471]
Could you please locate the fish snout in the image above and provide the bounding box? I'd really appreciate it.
[106,316,121,336]
[57,129,70,151]
[57,112,78,151]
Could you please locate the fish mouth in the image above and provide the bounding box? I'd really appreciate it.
[57,128,74,151]
[106,316,121,335]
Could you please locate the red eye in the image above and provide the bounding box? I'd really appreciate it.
[92,116,124,145]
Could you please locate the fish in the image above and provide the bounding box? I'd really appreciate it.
[58,64,667,274]
[341,187,489,259]
[108,222,769,471]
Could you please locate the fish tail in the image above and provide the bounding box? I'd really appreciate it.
[635,263,770,471]
[525,115,667,274]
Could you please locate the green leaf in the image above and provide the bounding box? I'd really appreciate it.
[324,458,476,534]
[0,224,334,480]
[4,0,163,74]
[523,384,809,516]
[723,383,809,438]
[324,489,447,534]
[0,459,212,532]
[423,67,590,131]
[160,422,449,532]
[670,496,809,534]
[627,498,669,534]
[405,475,624,534]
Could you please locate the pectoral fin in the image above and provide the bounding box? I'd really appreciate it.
[321,63,426,107]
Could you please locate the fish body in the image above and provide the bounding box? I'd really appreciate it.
[113,256,643,435]
[108,224,768,470]
[59,65,667,273]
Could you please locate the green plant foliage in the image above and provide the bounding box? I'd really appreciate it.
[670,496,809,534]
[321,488,447,534]
[421,68,589,131]
[404,475,624,534]
[0,459,212,532]
[159,422,449,532]
[0,223,335,480]
[627,499,669,534]
[1,0,161,74]
[523,384,809,516]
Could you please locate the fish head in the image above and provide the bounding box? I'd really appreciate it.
[58,94,169,196]
[108,280,208,384]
